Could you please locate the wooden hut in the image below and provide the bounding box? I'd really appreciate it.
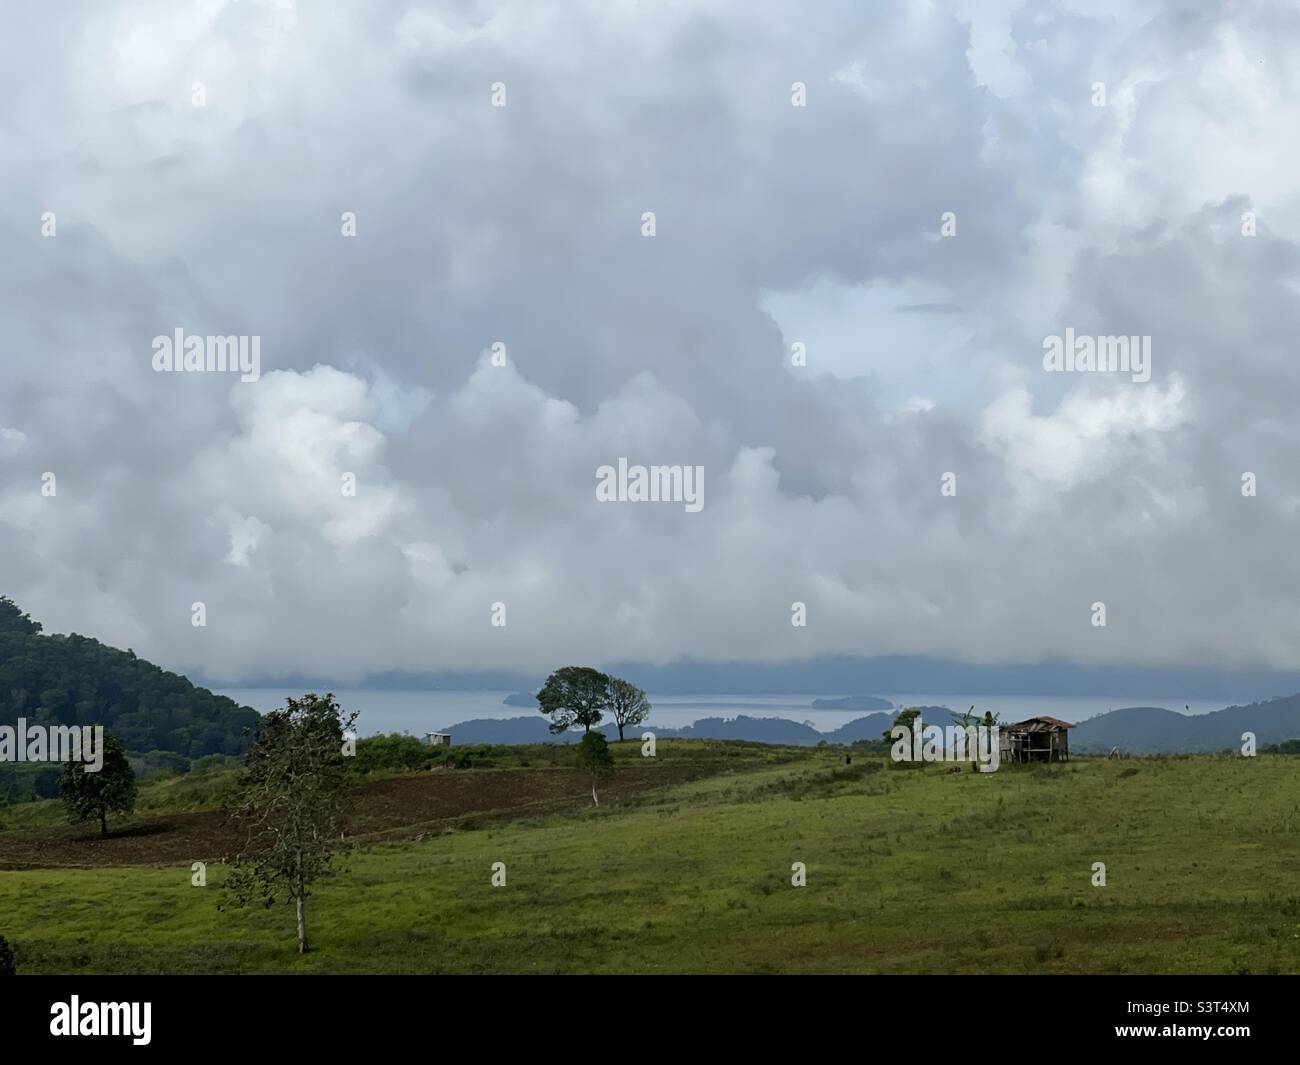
[1000,716,1074,763]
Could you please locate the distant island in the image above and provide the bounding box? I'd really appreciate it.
[810,695,894,711]
[502,691,537,707]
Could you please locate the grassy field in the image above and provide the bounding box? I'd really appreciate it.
[1,744,1298,974]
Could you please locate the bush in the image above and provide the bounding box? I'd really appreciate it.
[190,753,240,774]
[350,733,438,774]
[0,936,15,975]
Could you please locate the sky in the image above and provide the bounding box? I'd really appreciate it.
[3,0,1300,685]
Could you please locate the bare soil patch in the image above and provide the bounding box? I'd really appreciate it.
[0,765,697,869]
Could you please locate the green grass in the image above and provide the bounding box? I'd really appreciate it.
[0,737,798,833]
[0,764,241,832]
[2,749,1299,973]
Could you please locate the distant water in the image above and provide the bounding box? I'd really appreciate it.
[214,688,1232,738]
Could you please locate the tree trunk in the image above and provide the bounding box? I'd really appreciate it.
[617,722,625,741]
[592,781,599,806]
[296,887,309,954]
[99,809,108,837]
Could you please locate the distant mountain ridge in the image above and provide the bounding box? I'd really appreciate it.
[1071,696,1300,753]
[10,593,1300,755]
[442,714,898,746]
[446,710,948,746]
[443,698,1300,752]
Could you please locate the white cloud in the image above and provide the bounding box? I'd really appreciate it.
[4,0,1300,678]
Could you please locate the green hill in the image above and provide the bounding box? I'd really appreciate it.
[0,597,259,764]
[1,746,1298,973]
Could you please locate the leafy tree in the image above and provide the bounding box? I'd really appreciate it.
[0,935,14,975]
[574,731,615,805]
[606,676,651,741]
[0,597,41,635]
[537,667,610,734]
[949,705,978,769]
[883,707,923,742]
[60,732,136,837]
[223,693,357,955]
[884,708,925,770]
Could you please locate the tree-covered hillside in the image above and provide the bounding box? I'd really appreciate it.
[0,597,259,758]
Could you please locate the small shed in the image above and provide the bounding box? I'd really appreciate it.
[1000,716,1074,763]
[422,732,452,747]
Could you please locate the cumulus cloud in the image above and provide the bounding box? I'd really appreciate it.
[3,0,1300,680]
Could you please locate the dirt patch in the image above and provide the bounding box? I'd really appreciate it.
[0,765,697,869]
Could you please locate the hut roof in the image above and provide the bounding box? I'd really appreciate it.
[1004,716,1075,732]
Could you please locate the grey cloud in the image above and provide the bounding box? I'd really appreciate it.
[3,0,1299,680]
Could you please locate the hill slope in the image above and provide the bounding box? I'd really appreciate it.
[3,750,1298,973]
[0,597,258,758]
[1073,697,1300,753]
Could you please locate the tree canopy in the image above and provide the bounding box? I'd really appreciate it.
[223,692,357,955]
[60,732,137,837]
[537,666,611,734]
[0,597,259,759]
[536,667,652,739]
[607,677,651,741]
[574,730,615,805]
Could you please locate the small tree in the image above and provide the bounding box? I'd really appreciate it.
[883,708,922,742]
[537,666,610,734]
[574,731,615,806]
[884,708,924,770]
[606,676,651,741]
[0,935,15,975]
[60,732,136,837]
[224,693,357,955]
[949,706,978,770]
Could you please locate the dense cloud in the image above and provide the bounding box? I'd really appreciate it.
[2,0,1299,681]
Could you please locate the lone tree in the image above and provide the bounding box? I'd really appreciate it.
[606,676,651,741]
[574,731,615,806]
[60,732,136,837]
[0,935,15,975]
[883,708,925,770]
[537,666,610,734]
[224,692,357,955]
[883,707,922,742]
[949,706,978,770]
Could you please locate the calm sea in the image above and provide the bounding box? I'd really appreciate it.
[213,689,1231,738]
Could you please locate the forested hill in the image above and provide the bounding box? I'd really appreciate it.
[0,597,259,757]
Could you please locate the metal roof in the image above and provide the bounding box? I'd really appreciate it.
[1004,716,1075,732]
